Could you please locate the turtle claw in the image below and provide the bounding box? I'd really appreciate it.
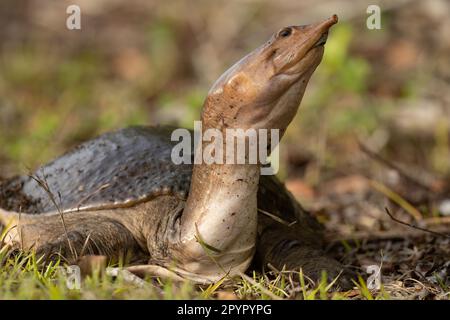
[125,264,186,282]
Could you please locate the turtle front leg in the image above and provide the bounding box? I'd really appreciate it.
[256,215,355,290]
[33,221,143,264]
[2,210,146,264]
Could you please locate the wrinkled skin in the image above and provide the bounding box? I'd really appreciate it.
[0,15,354,289]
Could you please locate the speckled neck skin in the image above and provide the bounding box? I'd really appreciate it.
[171,16,339,281]
[176,162,259,279]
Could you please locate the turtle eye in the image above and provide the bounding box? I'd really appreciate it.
[278,27,292,38]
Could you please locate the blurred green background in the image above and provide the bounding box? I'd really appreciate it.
[0,0,449,191]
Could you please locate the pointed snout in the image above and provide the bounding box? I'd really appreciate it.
[308,14,338,36]
[302,14,338,48]
[321,14,339,30]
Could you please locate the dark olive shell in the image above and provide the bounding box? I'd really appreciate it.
[0,126,193,213]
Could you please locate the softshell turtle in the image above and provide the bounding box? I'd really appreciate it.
[0,15,352,287]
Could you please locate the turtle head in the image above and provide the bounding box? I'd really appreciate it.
[203,15,338,134]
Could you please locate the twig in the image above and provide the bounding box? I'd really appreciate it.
[74,183,110,211]
[79,233,92,257]
[359,142,434,193]
[258,208,297,227]
[384,207,450,239]
[19,206,23,250]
